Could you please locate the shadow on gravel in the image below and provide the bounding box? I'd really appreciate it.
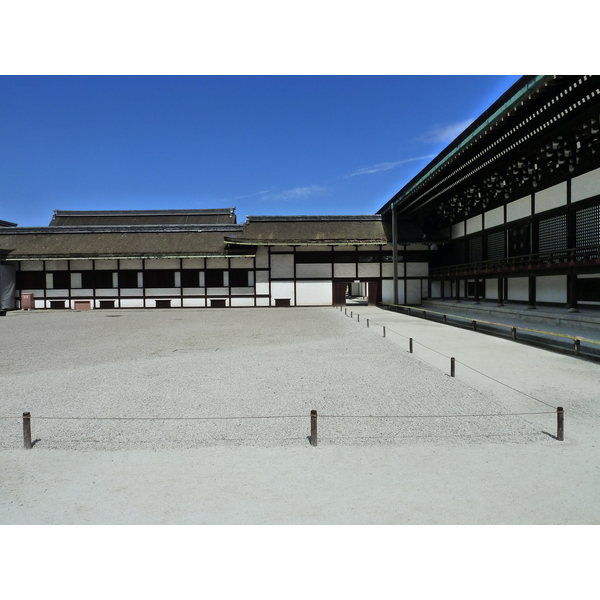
[542,431,559,441]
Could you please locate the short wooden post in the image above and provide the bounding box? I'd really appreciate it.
[574,339,580,356]
[472,319,477,331]
[345,308,347,315]
[407,307,411,316]
[409,338,413,353]
[382,326,386,338]
[350,311,353,318]
[310,410,318,446]
[557,407,564,441]
[443,314,447,324]
[450,357,455,378]
[366,318,369,328]
[23,412,32,449]
[511,327,517,341]
[357,314,360,323]
[423,311,427,319]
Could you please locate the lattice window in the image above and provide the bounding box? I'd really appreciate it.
[538,214,567,253]
[576,204,600,248]
[468,236,483,263]
[487,231,505,261]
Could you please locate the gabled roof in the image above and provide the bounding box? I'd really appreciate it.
[0,219,17,227]
[49,208,237,226]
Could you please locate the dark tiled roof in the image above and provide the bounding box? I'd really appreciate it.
[49,208,237,226]
[0,226,253,259]
[225,215,392,245]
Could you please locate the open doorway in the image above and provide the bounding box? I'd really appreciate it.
[332,280,380,306]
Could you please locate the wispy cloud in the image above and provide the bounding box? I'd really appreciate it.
[345,155,435,178]
[258,185,326,202]
[418,119,474,145]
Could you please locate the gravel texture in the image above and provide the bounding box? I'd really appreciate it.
[0,307,547,449]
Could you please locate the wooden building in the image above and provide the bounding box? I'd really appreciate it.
[379,75,600,310]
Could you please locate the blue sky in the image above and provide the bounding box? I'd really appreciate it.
[0,75,521,226]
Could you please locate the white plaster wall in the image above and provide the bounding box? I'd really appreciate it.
[72,259,94,270]
[97,289,118,297]
[19,261,44,271]
[451,222,465,239]
[256,297,270,306]
[230,287,253,295]
[270,281,295,304]
[408,243,429,251]
[405,262,428,276]
[381,263,404,277]
[206,257,228,269]
[45,273,53,288]
[255,270,269,283]
[271,246,293,253]
[120,289,142,296]
[182,298,206,307]
[182,288,204,295]
[507,277,528,301]
[255,248,269,268]
[535,182,567,214]
[271,254,294,278]
[357,263,380,278]
[484,206,504,229]
[485,279,497,299]
[572,166,600,203]
[255,283,270,295]
[145,288,179,296]
[333,263,356,278]
[230,297,255,307]
[120,259,143,270]
[430,281,441,298]
[506,196,531,222]
[70,273,82,288]
[230,257,254,268]
[119,299,144,307]
[46,260,69,271]
[406,279,422,304]
[181,258,204,269]
[466,215,483,234]
[207,287,228,296]
[381,280,404,304]
[46,289,68,297]
[295,281,332,306]
[296,263,332,278]
[71,289,93,297]
[536,275,567,304]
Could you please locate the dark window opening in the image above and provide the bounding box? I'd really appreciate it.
[144,270,175,288]
[16,271,45,289]
[155,300,172,308]
[52,271,71,289]
[578,278,600,302]
[229,269,249,287]
[50,300,66,309]
[210,299,227,307]
[205,269,224,287]
[99,300,115,309]
[118,271,140,288]
[181,269,200,287]
[81,270,114,289]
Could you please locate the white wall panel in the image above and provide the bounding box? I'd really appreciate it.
[271,246,293,252]
[46,260,68,271]
[333,263,356,278]
[205,257,228,269]
[255,270,269,283]
[430,281,441,298]
[182,287,204,295]
[466,215,483,234]
[71,289,93,297]
[406,279,422,304]
[295,281,332,306]
[72,259,93,270]
[270,281,294,304]
[120,259,143,270]
[255,282,270,295]
[181,258,204,269]
[451,222,465,239]
[357,263,380,278]
[182,298,206,307]
[146,288,179,296]
[484,206,504,229]
[255,248,269,268]
[381,280,404,304]
[381,263,404,277]
[256,297,270,306]
[572,166,600,203]
[535,182,567,213]
[70,273,82,288]
[46,289,68,297]
[19,261,44,271]
[230,257,254,268]
[507,277,528,301]
[97,289,118,297]
[271,254,294,278]
[296,263,332,278]
[506,196,531,222]
[230,298,255,306]
[120,289,142,296]
[231,287,253,295]
[405,262,428,276]
[536,275,567,304]
[120,299,144,307]
[207,287,228,295]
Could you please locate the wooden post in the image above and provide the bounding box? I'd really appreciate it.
[350,311,353,318]
[450,357,455,378]
[366,318,369,328]
[409,338,413,353]
[574,339,580,356]
[511,327,517,341]
[382,326,386,338]
[423,311,427,319]
[23,412,32,449]
[310,410,318,446]
[557,407,564,441]
[443,314,447,324]
[357,314,360,323]
[472,319,477,331]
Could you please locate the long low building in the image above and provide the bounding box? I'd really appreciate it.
[0,209,433,309]
[2,75,600,312]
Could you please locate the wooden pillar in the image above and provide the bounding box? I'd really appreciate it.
[454,279,460,302]
[497,278,504,306]
[474,279,481,304]
[528,276,536,309]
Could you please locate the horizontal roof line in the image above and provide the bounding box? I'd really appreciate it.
[1,225,244,235]
[246,215,383,222]
[52,208,236,216]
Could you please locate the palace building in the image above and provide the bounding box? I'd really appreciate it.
[2,75,600,312]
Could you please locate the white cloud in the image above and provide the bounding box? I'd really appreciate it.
[259,185,326,202]
[418,119,474,145]
[346,155,436,178]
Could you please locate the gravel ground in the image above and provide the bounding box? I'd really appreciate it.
[0,308,547,449]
